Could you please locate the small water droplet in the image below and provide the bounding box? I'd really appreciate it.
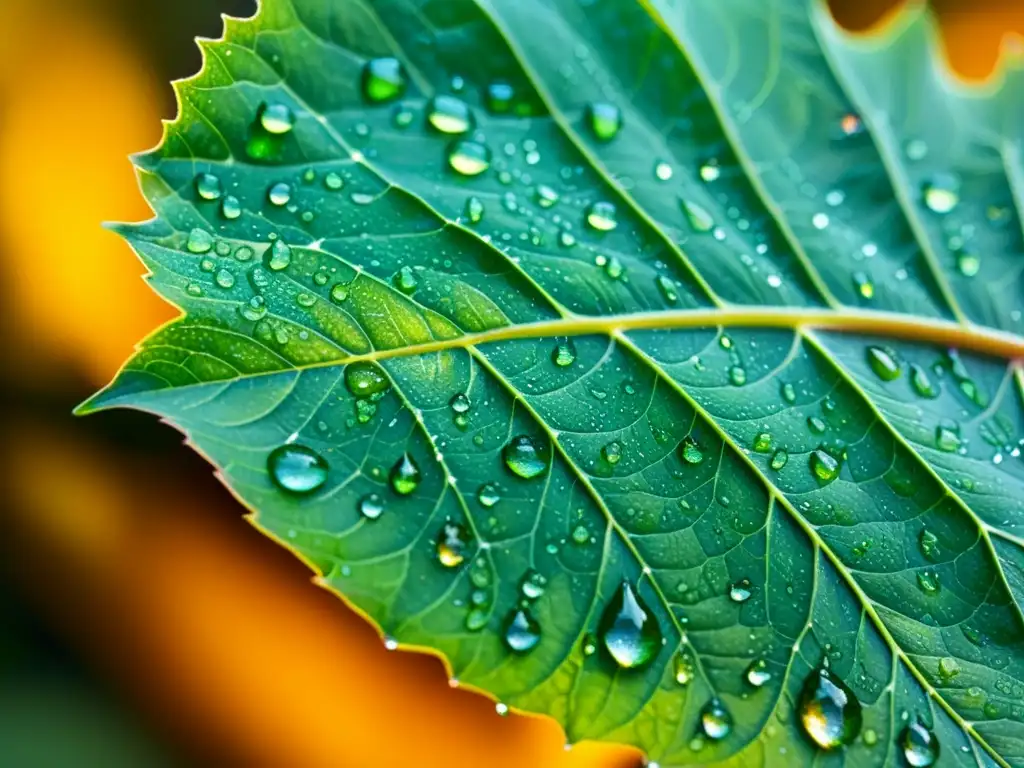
[345,361,389,398]
[682,200,715,233]
[259,102,295,135]
[389,452,421,495]
[485,81,515,114]
[910,364,938,398]
[586,102,621,141]
[221,196,242,220]
[214,268,235,289]
[602,441,623,465]
[581,633,597,656]
[922,175,960,214]
[674,651,695,686]
[729,366,747,386]
[571,524,590,545]
[866,345,901,381]
[436,522,471,568]
[752,432,772,453]
[810,449,841,484]
[656,275,678,304]
[701,699,732,740]
[729,578,752,603]
[770,448,789,471]
[195,173,222,201]
[520,570,547,601]
[917,570,940,594]
[448,140,491,176]
[552,339,577,367]
[938,656,960,681]
[464,196,484,224]
[900,720,940,767]
[362,57,407,103]
[267,182,291,207]
[798,667,863,750]
[655,161,673,181]
[267,240,292,271]
[586,201,617,232]
[598,582,662,670]
[392,265,418,294]
[330,282,350,304]
[324,172,344,191]
[427,95,473,134]
[699,159,721,182]
[853,272,874,299]
[956,251,980,277]
[781,382,797,404]
[186,228,214,254]
[267,444,328,495]
[679,436,704,465]
[477,483,500,508]
[535,184,559,208]
[503,435,549,479]
[358,493,385,520]
[503,608,541,653]
[746,659,772,687]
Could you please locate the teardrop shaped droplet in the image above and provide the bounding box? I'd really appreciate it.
[701,699,732,740]
[214,268,235,289]
[900,720,939,767]
[427,95,473,134]
[866,346,901,381]
[436,521,471,568]
[258,102,295,135]
[465,196,485,224]
[552,339,577,367]
[389,452,421,495]
[682,200,715,233]
[392,265,418,294]
[358,493,385,520]
[267,240,292,271]
[729,578,752,603]
[362,57,407,103]
[503,608,541,653]
[586,101,621,141]
[195,172,223,201]
[797,667,863,751]
[910,364,939,398]
[809,449,841,484]
[679,436,704,465]
[477,483,500,508]
[267,444,328,495]
[345,361,389,398]
[746,658,772,687]
[586,201,617,231]
[598,582,662,670]
[503,435,549,480]
[447,140,491,176]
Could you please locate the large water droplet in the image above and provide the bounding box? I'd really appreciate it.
[586,201,617,231]
[729,579,752,603]
[186,228,214,254]
[598,582,662,670]
[268,182,292,207]
[389,453,421,495]
[267,444,328,495]
[866,346,901,381]
[810,449,841,484]
[503,608,541,653]
[552,339,577,367]
[427,95,473,134]
[448,140,491,176]
[393,265,418,295]
[362,57,407,103]
[345,361,389,398]
[267,240,292,271]
[586,102,621,141]
[259,102,295,135]
[503,435,549,479]
[900,720,939,767]
[701,699,732,740]
[798,667,862,750]
[195,173,223,201]
[436,522,471,568]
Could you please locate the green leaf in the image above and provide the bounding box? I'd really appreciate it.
[82,0,1024,764]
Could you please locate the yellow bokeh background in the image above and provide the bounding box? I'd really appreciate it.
[0,1,1019,765]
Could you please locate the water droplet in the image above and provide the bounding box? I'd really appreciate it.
[392,265,418,295]
[810,449,841,484]
[655,161,673,181]
[330,282,350,303]
[798,667,863,750]
[840,113,863,136]
[552,339,577,367]
[448,393,471,416]
[729,578,752,603]
[586,102,621,141]
[598,582,662,670]
[221,195,242,220]
[571,524,590,545]
[586,201,617,232]
[906,138,928,160]
[922,175,960,214]
[956,251,980,277]
[729,366,747,386]
[520,570,547,600]
[699,159,721,182]
[477,483,500,508]
[679,436,704,465]
[503,608,541,653]
[448,140,491,176]
[910,364,939,398]
[753,432,772,453]
[436,522,471,568]
[464,196,484,223]
[770,448,789,471]
[674,651,695,685]
[853,271,874,299]
[535,184,559,208]
[362,57,407,103]
[344,361,389,398]
[358,493,385,520]
[701,699,732,740]
[656,275,679,304]
[935,423,961,453]
[427,95,473,134]
[267,182,291,207]
[485,81,515,113]
[389,452,421,495]
[866,346,901,381]
[267,444,328,495]
[214,268,235,289]
[465,607,488,632]
[602,441,623,465]
[917,570,940,594]
[259,102,295,135]
[682,200,715,233]
[781,382,797,404]
[938,656,960,681]
[900,720,939,767]
[195,173,222,201]
[746,659,772,687]
[267,240,292,271]
[186,228,214,254]
[324,172,344,191]
[503,436,549,479]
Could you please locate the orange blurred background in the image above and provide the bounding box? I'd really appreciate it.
[0,1,1020,766]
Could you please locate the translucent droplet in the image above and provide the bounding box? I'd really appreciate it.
[571,524,590,545]
[956,252,980,277]
[810,449,841,484]
[221,195,242,220]
[922,175,960,214]
[699,159,721,182]
[448,393,471,416]
[503,608,541,653]
[186,228,214,254]
[389,452,421,495]
[267,240,292,271]
[656,275,679,304]
[485,81,515,113]
[900,720,940,767]
[324,172,344,191]
[477,483,500,508]
[746,659,772,687]
[729,366,747,386]
[520,570,547,601]
[195,173,222,201]
[679,436,704,465]
[503,435,549,479]
[581,633,597,656]
[812,212,830,230]
[910,364,939,398]
[602,441,623,465]
[358,493,385,520]
[448,140,491,176]
[465,196,484,223]
[436,522,471,568]
[267,444,328,495]
[935,424,960,453]
[917,570,940,594]
[465,607,488,632]
[807,416,827,435]
[586,201,617,232]
[701,699,732,741]
[840,113,863,136]
[586,102,621,141]
[938,656,960,681]
[853,271,874,299]
[798,667,862,750]
[330,282,350,304]
[781,382,797,404]
[214,268,235,289]
[259,102,295,135]
[655,162,673,181]
[729,578,752,603]
[603,257,624,280]
[535,184,560,208]
[427,95,473,134]
[770,449,789,471]
[866,346,901,381]
[752,432,772,453]
[598,582,662,670]
[345,361,389,397]
[674,651,695,686]
[266,182,291,207]
[552,339,577,367]
[362,57,407,103]
[682,200,715,233]
[393,265,418,294]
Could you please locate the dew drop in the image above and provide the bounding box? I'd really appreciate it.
[781,382,797,404]
[389,452,421,495]
[214,268,235,289]
[258,102,295,135]
[674,651,695,686]
[503,608,541,653]
[503,435,549,479]
[656,275,679,304]
[682,200,715,233]
[866,345,901,381]
[448,140,491,176]
[362,57,407,103]
[535,184,560,208]
[655,161,673,181]
[485,81,515,114]
[586,201,618,232]
[602,441,623,465]
[427,95,473,134]
[701,699,732,741]
[186,228,214,254]
[344,361,389,397]
[358,493,385,520]
[797,667,863,750]
[267,444,328,495]
[267,182,291,207]
[436,522,471,568]
[195,173,222,201]
[935,424,961,453]
[922,175,960,214]
[571,524,590,545]
[853,271,874,299]
[729,366,747,387]
[221,195,242,220]
[679,436,704,465]
[330,282,350,304]
[956,251,980,277]
[770,448,789,471]
[752,432,772,453]
[586,102,622,141]
[699,159,721,182]
[477,483,500,508]
[551,338,577,367]
[581,633,598,657]
[917,570,941,594]
[598,582,662,670]
[324,172,344,191]
[267,240,292,271]
[746,659,772,687]
[520,570,547,601]
[910,364,939,398]
[729,578,752,603]
[393,265,418,294]
[809,449,841,484]
[900,720,940,767]
[938,656,960,681]
[465,196,485,223]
